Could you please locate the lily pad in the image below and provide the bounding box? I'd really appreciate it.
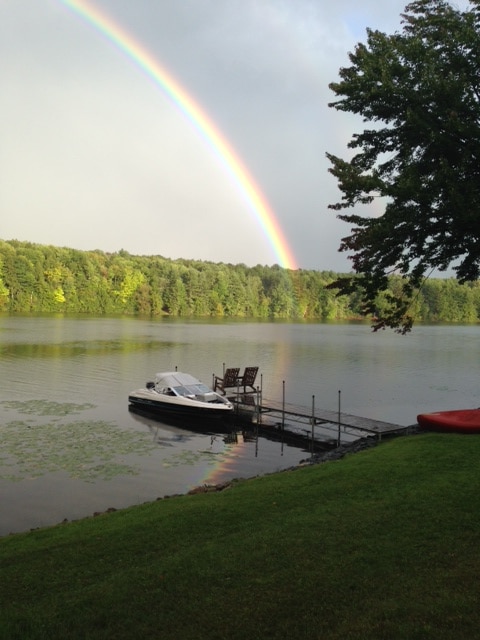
[0,419,154,482]
[0,399,95,417]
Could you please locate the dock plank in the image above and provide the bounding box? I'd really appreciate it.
[234,396,408,438]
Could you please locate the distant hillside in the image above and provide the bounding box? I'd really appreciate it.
[0,239,479,322]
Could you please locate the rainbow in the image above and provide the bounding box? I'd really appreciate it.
[189,436,249,489]
[59,0,298,270]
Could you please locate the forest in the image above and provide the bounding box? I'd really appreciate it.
[1,239,480,323]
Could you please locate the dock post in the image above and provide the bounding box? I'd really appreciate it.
[259,376,263,424]
[256,385,261,425]
[311,395,315,452]
[282,380,285,432]
[337,390,341,447]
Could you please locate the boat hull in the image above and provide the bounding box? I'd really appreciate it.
[417,409,480,434]
[128,392,233,420]
[128,404,235,433]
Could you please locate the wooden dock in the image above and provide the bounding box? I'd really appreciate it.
[230,395,412,447]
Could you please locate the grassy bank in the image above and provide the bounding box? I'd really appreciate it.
[1,433,480,639]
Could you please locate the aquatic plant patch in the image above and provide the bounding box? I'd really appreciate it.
[0,418,155,482]
[0,399,95,416]
[0,400,241,484]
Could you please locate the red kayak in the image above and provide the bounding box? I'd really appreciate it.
[417,409,480,434]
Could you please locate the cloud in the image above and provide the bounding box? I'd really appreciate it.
[1,0,454,270]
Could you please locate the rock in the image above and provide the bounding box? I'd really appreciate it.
[188,481,232,495]
[300,437,378,465]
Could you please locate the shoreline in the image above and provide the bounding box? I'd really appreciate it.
[5,433,416,537]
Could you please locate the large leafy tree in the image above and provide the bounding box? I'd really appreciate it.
[327,0,480,332]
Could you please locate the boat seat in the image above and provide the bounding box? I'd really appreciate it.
[238,366,259,393]
[213,367,240,395]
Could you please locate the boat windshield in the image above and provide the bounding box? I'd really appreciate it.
[172,383,212,397]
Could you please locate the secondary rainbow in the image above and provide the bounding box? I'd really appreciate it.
[59,0,298,270]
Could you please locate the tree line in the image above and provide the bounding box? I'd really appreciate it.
[0,239,479,323]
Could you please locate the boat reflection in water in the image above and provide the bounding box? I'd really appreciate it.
[128,403,239,439]
[127,405,266,485]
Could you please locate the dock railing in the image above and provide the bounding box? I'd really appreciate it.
[231,378,409,448]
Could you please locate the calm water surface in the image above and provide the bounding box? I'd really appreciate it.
[1,315,480,535]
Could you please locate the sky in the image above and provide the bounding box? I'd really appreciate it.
[0,1,471,271]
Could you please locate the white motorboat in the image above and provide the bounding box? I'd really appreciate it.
[128,371,234,419]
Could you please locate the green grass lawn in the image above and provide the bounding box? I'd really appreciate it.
[1,432,480,639]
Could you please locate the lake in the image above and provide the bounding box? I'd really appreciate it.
[1,315,480,536]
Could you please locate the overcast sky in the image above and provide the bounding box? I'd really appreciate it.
[0,1,470,270]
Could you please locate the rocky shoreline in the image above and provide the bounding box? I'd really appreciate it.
[299,436,379,464]
[27,437,393,533]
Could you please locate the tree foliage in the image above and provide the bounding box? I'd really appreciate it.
[327,0,480,331]
[0,239,480,324]
[0,240,350,319]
